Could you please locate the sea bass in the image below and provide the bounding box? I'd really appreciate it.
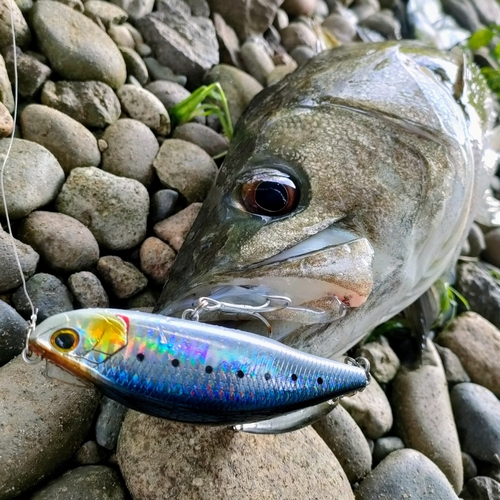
[156,41,498,358]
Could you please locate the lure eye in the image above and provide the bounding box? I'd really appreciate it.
[241,176,299,216]
[51,329,79,352]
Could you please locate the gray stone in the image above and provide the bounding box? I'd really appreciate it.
[240,38,275,86]
[136,0,219,87]
[139,237,176,285]
[153,138,217,203]
[354,449,460,500]
[372,436,405,466]
[356,336,400,384]
[280,23,318,52]
[96,397,129,450]
[107,23,136,48]
[97,255,148,299]
[136,43,152,57]
[123,22,143,45]
[351,0,380,21]
[0,356,100,500]
[84,0,128,27]
[172,122,229,157]
[436,312,500,396]
[21,104,100,175]
[150,189,178,222]
[117,84,170,135]
[484,228,500,268]
[19,211,99,274]
[0,138,65,220]
[41,80,121,128]
[0,299,26,366]
[31,1,126,89]
[0,229,39,293]
[213,12,241,68]
[266,64,297,86]
[119,46,149,85]
[461,476,500,500]
[56,167,149,251]
[467,223,486,258]
[359,11,402,40]
[313,404,372,483]
[434,344,470,385]
[0,0,31,50]
[462,452,478,483]
[273,8,289,31]
[67,271,109,309]
[322,13,357,43]
[143,57,184,83]
[74,441,109,465]
[0,55,13,113]
[127,288,157,309]
[109,0,154,20]
[391,341,463,492]
[451,383,500,465]
[442,0,483,32]
[471,0,500,25]
[290,45,316,65]
[117,411,355,500]
[282,0,317,16]
[30,465,125,500]
[340,377,393,440]
[145,80,190,111]
[183,0,210,16]
[101,118,159,186]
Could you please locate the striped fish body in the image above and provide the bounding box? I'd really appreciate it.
[29,309,368,425]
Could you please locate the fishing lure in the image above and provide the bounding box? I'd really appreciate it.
[27,308,370,429]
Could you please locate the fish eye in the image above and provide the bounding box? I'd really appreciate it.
[50,329,79,352]
[241,175,300,216]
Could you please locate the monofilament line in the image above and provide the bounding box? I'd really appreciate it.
[0,0,38,334]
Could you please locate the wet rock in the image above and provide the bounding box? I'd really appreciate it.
[467,222,486,258]
[101,118,159,186]
[21,104,100,175]
[153,202,202,251]
[340,377,392,440]
[434,344,470,385]
[484,228,500,268]
[204,64,263,125]
[282,0,317,17]
[213,12,241,68]
[119,46,149,85]
[150,189,178,222]
[0,299,26,366]
[0,356,100,499]
[41,80,121,128]
[56,167,149,251]
[84,0,128,27]
[30,465,125,500]
[96,397,128,450]
[290,45,315,65]
[153,139,217,203]
[136,0,219,88]
[355,336,400,384]
[0,230,39,293]
[313,404,372,483]
[391,341,463,492]
[97,256,148,299]
[139,237,176,285]
[108,0,154,20]
[0,138,64,220]
[442,0,483,32]
[31,1,126,89]
[461,476,500,500]
[0,55,13,113]
[74,441,109,465]
[117,411,355,500]
[172,122,229,157]
[436,312,500,396]
[462,452,478,483]
[451,383,500,465]
[354,449,460,500]
[12,273,73,321]
[0,102,13,136]
[359,11,402,39]
[322,13,357,43]
[281,23,318,52]
[0,0,31,50]
[67,271,109,309]
[19,211,99,274]
[372,436,405,466]
[117,84,170,135]
[145,80,190,111]
[240,38,275,86]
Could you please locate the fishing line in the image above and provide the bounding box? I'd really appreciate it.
[0,0,39,356]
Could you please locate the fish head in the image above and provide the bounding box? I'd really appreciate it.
[156,42,486,357]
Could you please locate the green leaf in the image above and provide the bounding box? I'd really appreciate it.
[468,27,494,50]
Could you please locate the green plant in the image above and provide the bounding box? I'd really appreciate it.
[468,26,500,97]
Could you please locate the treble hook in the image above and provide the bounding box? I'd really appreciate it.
[21,308,41,365]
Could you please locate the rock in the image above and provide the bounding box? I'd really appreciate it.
[436,312,500,396]
[355,336,400,384]
[21,104,100,175]
[74,441,109,465]
[153,139,217,203]
[18,211,99,274]
[97,255,148,299]
[0,299,26,366]
[451,383,500,465]
[84,0,128,27]
[354,449,460,500]
[478,462,500,483]
[119,46,149,85]
[123,21,144,45]
[282,0,317,17]
[145,80,191,111]
[117,84,171,135]
[455,262,500,330]
[150,189,178,222]
[212,12,241,68]
[117,411,355,500]
[351,0,380,21]
[30,465,126,500]
[0,0,31,50]
[207,0,284,39]
[96,397,129,450]
[153,202,202,251]
[31,1,127,89]
[484,228,500,268]
[0,138,64,220]
[470,0,500,25]
[139,237,176,285]
[391,341,463,492]
[434,344,470,385]
[280,23,318,52]
[266,64,297,86]
[135,0,219,88]
[442,0,483,32]
[461,476,500,500]
[322,13,357,43]
[313,404,372,483]
[184,0,210,17]
[136,42,152,56]
[240,38,275,86]
[12,273,73,321]
[0,356,100,499]
[107,23,136,48]
[467,223,486,258]
[290,45,316,65]
[0,102,13,136]
[41,80,121,128]
[127,288,157,309]
[0,55,14,113]
[359,11,402,40]
[204,64,263,125]
[172,122,229,157]
[101,118,159,186]
[56,167,149,251]
[108,0,154,20]
[67,271,109,309]
[462,452,478,483]
[0,230,39,293]
[143,57,184,83]
[340,377,392,440]
[372,436,405,466]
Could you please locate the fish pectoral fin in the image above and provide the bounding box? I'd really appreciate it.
[232,400,338,435]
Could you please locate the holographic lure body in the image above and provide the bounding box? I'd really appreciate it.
[29,309,368,425]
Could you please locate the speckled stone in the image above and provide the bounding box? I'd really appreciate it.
[0,299,27,366]
[67,271,109,309]
[356,336,400,384]
[97,255,148,299]
[139,237,176,285]
[74,441,109,465]
[435,344,470,385]
[460,476,500,500]
[0,55,14,113]
[0,0,31,50]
